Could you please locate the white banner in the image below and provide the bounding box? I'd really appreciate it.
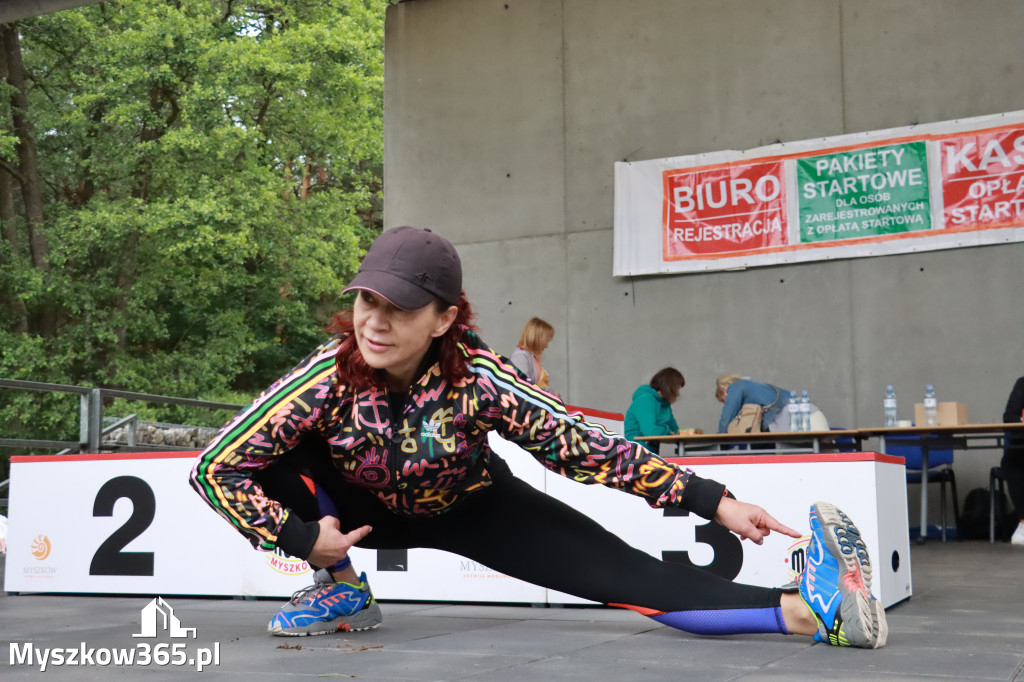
[614,110,1024,275]
[5,415,911,608]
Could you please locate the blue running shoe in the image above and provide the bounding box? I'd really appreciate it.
[799,502,888,648]
[268,569,382,636]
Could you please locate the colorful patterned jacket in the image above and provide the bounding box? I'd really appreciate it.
[189,327,725,558]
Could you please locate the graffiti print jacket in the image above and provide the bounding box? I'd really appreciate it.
[189,327,726,558]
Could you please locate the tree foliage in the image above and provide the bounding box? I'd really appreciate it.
[0,0,386,455]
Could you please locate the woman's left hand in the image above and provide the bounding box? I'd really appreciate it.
[307,517,373,568]
[713,496,800,545]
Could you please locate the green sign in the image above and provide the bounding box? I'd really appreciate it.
[797,141,931,243]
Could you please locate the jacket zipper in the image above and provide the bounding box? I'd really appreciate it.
[386,386,405,490]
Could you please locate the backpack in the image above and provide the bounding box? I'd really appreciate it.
[958,487,1017,541]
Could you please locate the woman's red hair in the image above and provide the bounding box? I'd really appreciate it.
[328,291,477,391]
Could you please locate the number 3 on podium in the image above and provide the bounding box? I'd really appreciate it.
[662,507,744,580]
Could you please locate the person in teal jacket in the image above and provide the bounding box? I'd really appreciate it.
[624,367,684,443]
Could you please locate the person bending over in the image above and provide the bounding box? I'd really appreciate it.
[190,226,886,648]
[715,374,829,434]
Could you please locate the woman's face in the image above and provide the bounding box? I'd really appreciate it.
[664,384,681,404]
[537,336,550,357]
[353,290,457,390]
[715,386,727,403]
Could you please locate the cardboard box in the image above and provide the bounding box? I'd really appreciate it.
[914,401,969,426]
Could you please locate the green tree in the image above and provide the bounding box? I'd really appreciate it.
[0,0,385,456]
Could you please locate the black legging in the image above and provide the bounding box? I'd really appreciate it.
[1002,378,1024,519]
[1002,443,1024,518]
[254,444,786,633]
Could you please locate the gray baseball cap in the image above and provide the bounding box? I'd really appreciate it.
[343,226,462,310]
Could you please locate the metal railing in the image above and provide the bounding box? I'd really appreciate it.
[0,378,243,508]
[101,414,140,450]
[1,378,241,453]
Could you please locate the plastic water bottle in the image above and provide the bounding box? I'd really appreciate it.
[924,384,938,426]
[799,390,811,432]
[788,391,800,432]
[884,385,898,427]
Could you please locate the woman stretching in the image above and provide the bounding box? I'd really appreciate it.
[190,226,886,648]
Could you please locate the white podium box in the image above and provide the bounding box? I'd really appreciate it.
[543,452,912,609]
[5,414,911,608]
[2,449,547,603]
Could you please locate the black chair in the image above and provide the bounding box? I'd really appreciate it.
[830,427,858,453]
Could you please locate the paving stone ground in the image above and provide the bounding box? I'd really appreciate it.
[2,541,1022,681]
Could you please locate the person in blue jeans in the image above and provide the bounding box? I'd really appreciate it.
[715,374,829,433]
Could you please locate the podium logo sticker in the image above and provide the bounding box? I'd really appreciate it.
[459,559,508,579]
[30,534,51,560]
[784,536,811,582]
[266,547,311,575]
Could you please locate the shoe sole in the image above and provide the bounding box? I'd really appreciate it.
[813,501,888,648]
[269,602,383,637]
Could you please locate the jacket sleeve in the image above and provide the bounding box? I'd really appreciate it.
[717,383,744,433]
[465,333,725,519]
[188,339,341,557]
[1003,377,1024,424]
[1004,377,1024,448]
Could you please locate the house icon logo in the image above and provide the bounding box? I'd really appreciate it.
[132,597,197,639]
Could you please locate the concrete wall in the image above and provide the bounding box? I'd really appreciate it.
[383,0,1024,518]
[0,0,103,23]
